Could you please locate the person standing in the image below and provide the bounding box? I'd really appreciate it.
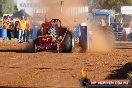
[25,17,31,42]
[14,20,19,39]
[10,18,14,38]
[3,17,8,40]
[6,16,12,40]
[19,16,27,43]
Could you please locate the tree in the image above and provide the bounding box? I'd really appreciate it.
[94,0,132,13]
[0,0,17,16]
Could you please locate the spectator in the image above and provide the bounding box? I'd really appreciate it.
[18,16,27,43]
[6,16,12,40]
[14,20,19,38]
[10,18,14,38]
[25,17,31,42]
[2,16,8,40]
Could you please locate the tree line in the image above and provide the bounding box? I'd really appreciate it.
[95,0,132,12]
[0,0,17,17]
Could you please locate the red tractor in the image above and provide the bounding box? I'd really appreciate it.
[32,19,74,53]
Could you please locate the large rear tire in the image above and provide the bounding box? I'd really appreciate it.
[63,32,74,53]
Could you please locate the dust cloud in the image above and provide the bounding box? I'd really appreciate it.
[88,22,115,52]
[39,0,88,28]
[36,0,115,52]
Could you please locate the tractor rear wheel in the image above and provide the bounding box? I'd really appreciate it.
[63,32,74,53]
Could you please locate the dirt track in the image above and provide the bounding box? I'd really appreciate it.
[0,40,131,88]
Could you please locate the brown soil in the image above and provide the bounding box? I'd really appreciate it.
[0,40,131,88]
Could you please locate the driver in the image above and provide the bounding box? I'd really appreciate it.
[41,19,52,35]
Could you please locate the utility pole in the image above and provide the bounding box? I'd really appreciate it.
[60,0,64,12]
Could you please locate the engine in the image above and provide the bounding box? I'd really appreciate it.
[45,28,57,42]
[40,19,65,43]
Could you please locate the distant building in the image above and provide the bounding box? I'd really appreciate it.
[17,0,36,16]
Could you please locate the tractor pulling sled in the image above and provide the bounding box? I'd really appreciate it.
[32,19,74,53]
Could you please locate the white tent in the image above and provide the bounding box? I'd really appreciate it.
[121,6,132,25]
[121,6,132,15]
